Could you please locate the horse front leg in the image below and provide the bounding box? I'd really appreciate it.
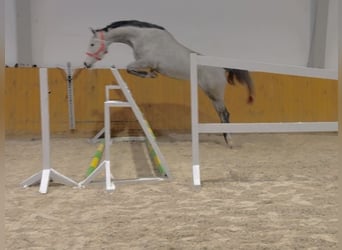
[127,60,158,78]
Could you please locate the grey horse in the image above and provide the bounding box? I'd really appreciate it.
[84,20,254,146]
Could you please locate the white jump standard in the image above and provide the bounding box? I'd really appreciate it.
[21,68,78,194]
[79,67,171,190]
[190,53,338,186]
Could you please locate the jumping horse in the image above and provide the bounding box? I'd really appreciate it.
[84,20,254,146]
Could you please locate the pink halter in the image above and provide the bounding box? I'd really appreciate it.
[86,31,108,61]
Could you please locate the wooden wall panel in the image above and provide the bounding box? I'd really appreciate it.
[5,68,40,135]
[5,68,337,137]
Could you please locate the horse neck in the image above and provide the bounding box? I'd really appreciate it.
[103,27,141,47]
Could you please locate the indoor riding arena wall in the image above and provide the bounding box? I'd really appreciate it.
[5,68,337,137]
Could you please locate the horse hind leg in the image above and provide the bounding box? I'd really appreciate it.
[219,108,233,148]
[212,99,233,148]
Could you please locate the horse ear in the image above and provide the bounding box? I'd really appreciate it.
[89,27,96,35]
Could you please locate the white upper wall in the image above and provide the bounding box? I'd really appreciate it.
[5,0,338,69]
[325,0,338,69]
[5,0,17,65]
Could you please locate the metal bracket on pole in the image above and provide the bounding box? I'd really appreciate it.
[66,62,76,130]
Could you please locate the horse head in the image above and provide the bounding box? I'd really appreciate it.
[84,28,109,68]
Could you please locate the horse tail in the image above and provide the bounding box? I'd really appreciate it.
[224,68,255,103]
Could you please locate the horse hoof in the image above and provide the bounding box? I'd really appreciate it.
[146,72,158,78]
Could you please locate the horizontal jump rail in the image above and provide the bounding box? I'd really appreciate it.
[198,122,338,133]
[196,55,338,80]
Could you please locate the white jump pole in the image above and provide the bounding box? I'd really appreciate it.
[191,54,201,186]
[21,68,78,193]
[190,53,338,186]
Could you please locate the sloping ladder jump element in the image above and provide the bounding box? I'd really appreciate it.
[79,67,171,190]
[21,68,78,194]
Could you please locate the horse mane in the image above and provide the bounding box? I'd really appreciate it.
[97,20,166,32]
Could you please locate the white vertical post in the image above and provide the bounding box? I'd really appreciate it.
[40,68,50,170]
[104,102,115,190]
[39,68,51,193]
[190,54,201,186]
[104,102,111,162]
